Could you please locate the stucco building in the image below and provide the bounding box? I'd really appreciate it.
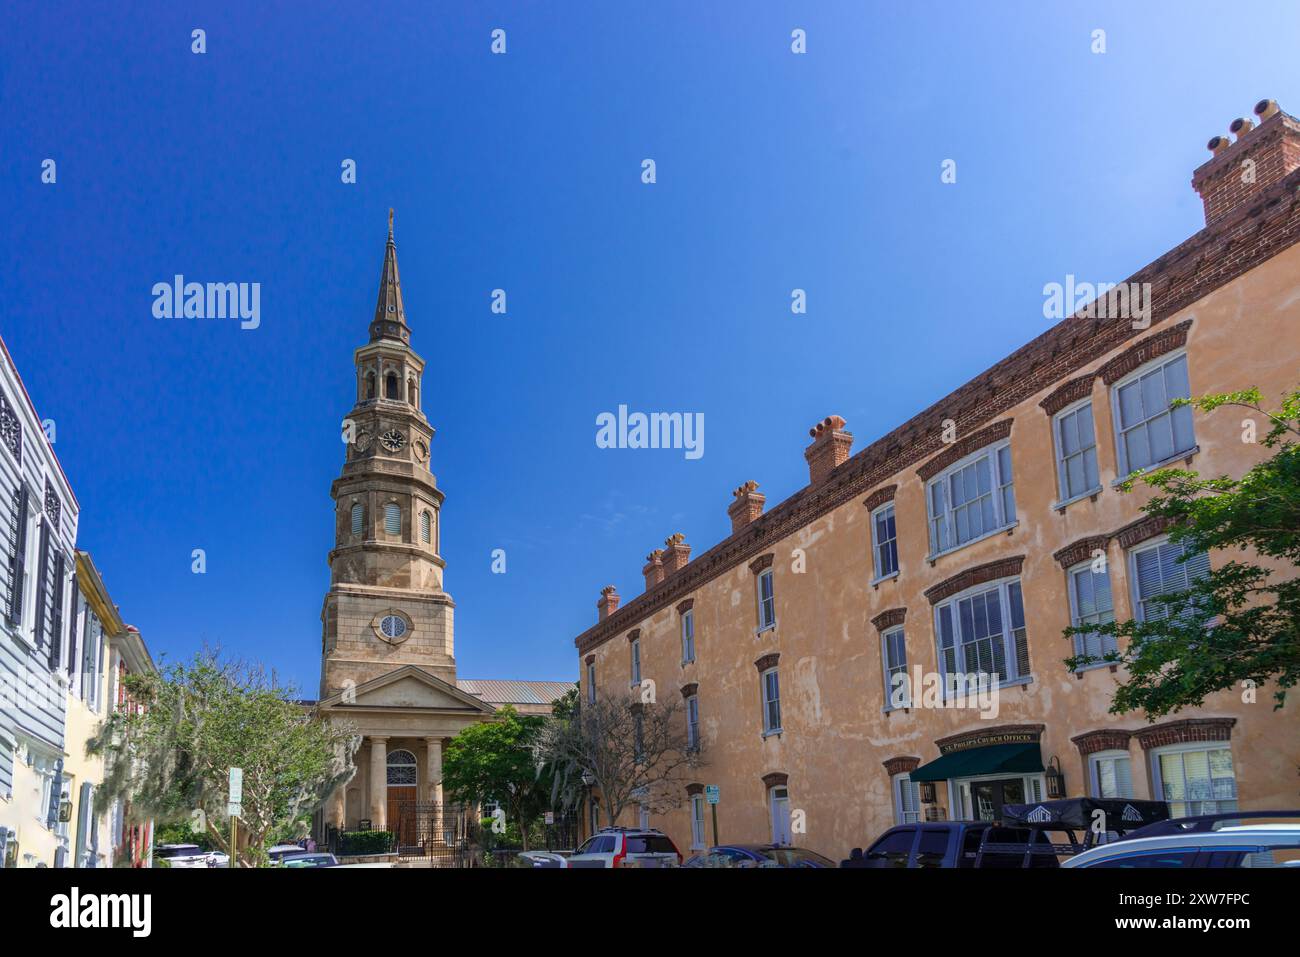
[572,100,1300,859]
[314,214,572,846]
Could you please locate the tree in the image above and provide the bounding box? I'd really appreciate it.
[535,690,700,827]
[1065,386,1300,717]
[441,706,552,850]
[88,651,358,866]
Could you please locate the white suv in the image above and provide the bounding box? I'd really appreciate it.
[1064,811,1300,868]
[566,828,682,868]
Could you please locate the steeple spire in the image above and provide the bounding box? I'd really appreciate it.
[370,208,411,345]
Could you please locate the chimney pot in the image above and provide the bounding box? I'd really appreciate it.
[597,585,620,621]
[1192,103,1300,226]
[1255,98,1280,121]
[642,549,665,592]
[727,480,767,534]
[804,415,853,485]
[661,533,692,576]
[1206,135,1231,156]
[1229,117,1255,139]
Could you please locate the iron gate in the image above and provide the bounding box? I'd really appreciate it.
[393,802,472,866]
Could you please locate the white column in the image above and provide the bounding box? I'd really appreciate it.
[426,736,443,842]
[369,736,388,828]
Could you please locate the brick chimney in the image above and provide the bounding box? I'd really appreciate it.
[661,533,691,576]
[804,415,853,485]
[642,549,665,591]
[1192,99,1300,226]
[727,480,766,534]
[597,585,620,621]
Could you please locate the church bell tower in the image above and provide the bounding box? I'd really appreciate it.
[319,211,455,696]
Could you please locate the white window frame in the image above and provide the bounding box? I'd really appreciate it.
[932,576,1031,692]
[20,500,42,642]
[638,804,650,830]
[680,609,695,664]
[769,786,792,845]
[881,626,908,710]
[1128,534,1210,623]
[1052,398,1101,506]
[1088,749,1135,799]
[760,667,781,735]
[685,694,699,750]
[1150,742,1237,818]
[1067,559,1117,669]
[925,440,1016,558]
[893,772,921,825]
[948,772,1047,821]
[756,569,776,633]
[1110,350,1196,478]
[690,794,707,849]
[870,502,899,582]
[629,638,641,687]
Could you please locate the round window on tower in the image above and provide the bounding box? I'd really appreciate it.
[372,610,413,645]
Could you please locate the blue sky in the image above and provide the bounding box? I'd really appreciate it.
[2,1,1297,694]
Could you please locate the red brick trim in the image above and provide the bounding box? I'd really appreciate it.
[1071,729,1134,756]
[935,723,1045,754]
[676,598,694,615]
[924,556,1025,605]
[748,553,774,575]
[1134,718,1236,751]
[882,755,921,776]
[754,653,780,673]
[863,485,898,513]
[680,682,698,698]
[626,628,640,643]
[871,607,907,632]
[1039,374,1097,416]
[584,654,595,665]
[574,169,1300,657]
[917,419,1014,482]
[1098,320,1194,385]
[685,782,704,796]
[1053,535,1110,570]
[1114,515,1173,550]
[761,772,789,789]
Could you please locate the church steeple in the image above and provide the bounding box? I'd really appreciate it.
[369,208,411,345]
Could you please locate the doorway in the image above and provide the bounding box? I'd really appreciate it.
[954,775,1042,821]
[386,749,419,846]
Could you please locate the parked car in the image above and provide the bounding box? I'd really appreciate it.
[683,844,836,868]
[279,852,340,868]
[267,843,310,864]
[566,827,682,868]
[513,850,569,868]
[155,843,215,869]
[1064,811,1300,868]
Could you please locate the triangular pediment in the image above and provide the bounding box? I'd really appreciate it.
[319,665,495,714]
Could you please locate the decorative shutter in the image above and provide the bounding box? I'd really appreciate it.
[75,781,92,867]
[33,518,50,649]
[81,610,95,700]
[7,486,26,625]
[65,573,79,677]
[47,552,64,670]
[47,757,64,829]
[89,793,100,867]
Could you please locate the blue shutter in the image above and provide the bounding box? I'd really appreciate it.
[47,757,64,829]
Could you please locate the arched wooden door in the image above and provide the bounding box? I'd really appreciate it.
[386,749,418,845]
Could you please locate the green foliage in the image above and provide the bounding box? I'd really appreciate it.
[87,650,359,866]
[154,819,210,851]
[338,829,395,855]
[1065,386,1300,716]
[442,705,553,851]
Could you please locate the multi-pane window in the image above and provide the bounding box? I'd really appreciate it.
[882,627,908,708]
[351,503,364,536]
[894,773,921,825]
[1156,746,1237,817]
[384,503,401,535]
[681,609,695,664]
[630,638,641,686]
[1068,561,1117,663]
[926,442,1016,555]
[935,579,1030,687]
[1054,401,1100,501]
[1131,537,1211,622]
[686,694,700,750]
[872,503,898,579]
[586,662,596,703]
[761,668,782,734]
[757,569,776,631]
[1113,353,1195,475]
[420,511,431,544]
[1090,751,1134,799]
[691,794,707,848]
[769,786,792,845]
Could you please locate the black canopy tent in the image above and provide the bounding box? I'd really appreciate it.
[1001,797,1169,830]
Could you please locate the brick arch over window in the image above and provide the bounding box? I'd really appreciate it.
[924,556,1025,605]
[882,756,921,776]
[862,484,898,512]
[680,683,698,698]
[1071,729,1135,757]
[685,782,705,796]
[1097,320,1193,385]
[871,608,906,632]
[748,553,774,575]
[1134,717,1236,751]
[1039,373,1097,416]
[754,653,780,673]
[761,772,789,789]
[917,419,1014,481]
[676,598,695,614]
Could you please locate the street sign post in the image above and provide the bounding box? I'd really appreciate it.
[705,785,720,845]
[228,767,243,868]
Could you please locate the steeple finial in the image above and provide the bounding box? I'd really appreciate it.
[388,207,394,240]
[369,209,410,345]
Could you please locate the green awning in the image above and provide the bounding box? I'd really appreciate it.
[910,742,1044,782]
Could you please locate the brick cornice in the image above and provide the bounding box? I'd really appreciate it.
[761,771,789,788]
[754,653,780,673]
[917,419,1014,482]
[1071,728,1134,756]
[1039,374,1097,416]
[1134,717,1236,751]
[871,607,907,632]
[1114,515,1173,550]
[882,755,921,776]
[1098,320,1194,385]
[575,168,1300,657]
[924,556,1025,605]
[1053,535,1110,570]
[748,553,774,575]
[862,484,898,513]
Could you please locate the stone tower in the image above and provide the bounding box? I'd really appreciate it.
[319,211,454,696]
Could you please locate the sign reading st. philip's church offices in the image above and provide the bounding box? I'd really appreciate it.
[937,730,1040,755]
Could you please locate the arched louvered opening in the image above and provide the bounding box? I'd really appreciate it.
[384,503,401,535]
[420,511,431,544]
[385,373,399,399]
[351,503,364,537]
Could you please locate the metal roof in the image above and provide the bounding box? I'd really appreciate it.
[455,679,575,707]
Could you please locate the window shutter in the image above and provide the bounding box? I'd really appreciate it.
[88,793,100,867]
[7,486,27,625]
[33,517,50,648]
[46,757,64,829]
[65,573,79,677]
[384,503,401,534]
[74,781,92,867]
[420,511,431,543]
[47,552,64,671]
[1181,548,1211,586]
[351,503,363,536]
[1134,546,1163,620]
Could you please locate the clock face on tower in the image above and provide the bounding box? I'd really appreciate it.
[380,428,406,453]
